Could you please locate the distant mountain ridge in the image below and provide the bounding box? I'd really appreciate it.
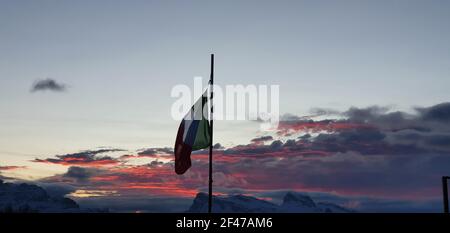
[0,179,79,213]
[1,179,354,213]
[187,192,355,213]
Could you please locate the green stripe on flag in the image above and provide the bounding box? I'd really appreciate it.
[192,117,210,150]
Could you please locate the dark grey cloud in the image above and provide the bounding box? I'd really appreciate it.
[31,78,67,92]
[343,106,390,122]
[341,103,450,133]
[417,102,450,123]
[137,147,173,156]
[63,166,98,182]
[148,160,164,167]
[277,102,450,154]
[298,134,311,140]
[32,149,125,166]
[251,136,274,144]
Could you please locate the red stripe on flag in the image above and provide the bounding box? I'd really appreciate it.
[174,120,193,174]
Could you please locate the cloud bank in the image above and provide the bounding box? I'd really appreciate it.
[31,78,67,92]
[31,102,450,212]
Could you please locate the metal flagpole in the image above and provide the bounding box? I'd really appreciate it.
[443,176,449,213]
[208,54,214,213]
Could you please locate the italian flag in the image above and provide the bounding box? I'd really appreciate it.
[174,90,211,174]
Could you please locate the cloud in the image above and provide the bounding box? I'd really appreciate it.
[63,166,100,182]
[33,102,450,212]
[31,78,67,92]
[309,107,341,117]
[214,102,450,199]
[118,147,173,160]
[417,102,450,123]
[251,136,274,144]
[137,147,173,156]
[277,119,374,137]
[0,166,26,171]
[0,166,27,181]
[32,149,125,167]
[41,163,202,199]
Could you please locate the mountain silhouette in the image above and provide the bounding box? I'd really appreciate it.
[187,192,355,213]
[0,179,79,213]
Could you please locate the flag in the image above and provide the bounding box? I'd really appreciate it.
[174,90,211,174]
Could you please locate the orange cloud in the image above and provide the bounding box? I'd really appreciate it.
[0,166,26,171]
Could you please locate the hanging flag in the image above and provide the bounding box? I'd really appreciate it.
[174,90,211,174]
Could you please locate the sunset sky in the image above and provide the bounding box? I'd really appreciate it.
[1,0,450,212]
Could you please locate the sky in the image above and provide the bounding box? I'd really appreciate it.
[1,0,450,212]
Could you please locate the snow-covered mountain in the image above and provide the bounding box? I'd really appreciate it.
[0,179,79,213]
[187,192,355,213]
[280,192,319,212]
[187,192,279,213]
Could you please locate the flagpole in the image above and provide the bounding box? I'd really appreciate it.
[443,176,449,213]
[208,54,214,213]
